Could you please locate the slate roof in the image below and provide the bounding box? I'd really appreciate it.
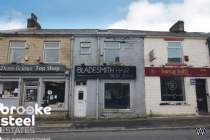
[0,28,209,38]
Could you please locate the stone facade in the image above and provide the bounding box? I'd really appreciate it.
[0,36,71,68]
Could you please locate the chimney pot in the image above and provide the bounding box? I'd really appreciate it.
[31,13,38,21]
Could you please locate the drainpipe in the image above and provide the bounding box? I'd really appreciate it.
[96,78,99,120]
[96,32,100,120]
[18,78,23,106]
[207,37,210,60]
[69,36,75,119]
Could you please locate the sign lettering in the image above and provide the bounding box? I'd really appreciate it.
[0,64,66,73]
[75,65,136,80]
[145,67,210,77]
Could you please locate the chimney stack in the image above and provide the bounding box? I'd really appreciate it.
[169,21,185,33]
[27,13,41,29]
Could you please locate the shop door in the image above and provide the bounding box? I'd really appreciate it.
[24,86,38,110]
[74,85,87,117]
[196,79,208,113]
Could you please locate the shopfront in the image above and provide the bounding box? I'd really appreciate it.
[74,65,139,118]
[145,67,210,115]
[0,64,70,112]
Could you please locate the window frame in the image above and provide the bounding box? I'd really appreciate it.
[43,41,60,63]
[160,77,186,103]
[80,42,91,55]
[103,41,121,63]
[9,41,26,63]
[167,41,183,64]
[103,81,131,112]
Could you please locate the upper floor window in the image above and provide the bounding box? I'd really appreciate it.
[168,42,182,63]
[80,42,91,55]
[10,41,25,63]
[44,41,59,63]
[104,41,120,63]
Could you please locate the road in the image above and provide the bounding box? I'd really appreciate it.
[0,129,209,140]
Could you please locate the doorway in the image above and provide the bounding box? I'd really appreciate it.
[23,79,39,110]
[74,81,87,118]
[195,79,208,113]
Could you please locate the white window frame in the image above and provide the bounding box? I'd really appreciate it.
[80,42,91,55]
[167,41,183,64]
[9,41,25,63]
[103,81,132,112]
[103,41,121,63]
[43,41,60,63]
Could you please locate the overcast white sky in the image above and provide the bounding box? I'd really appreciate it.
[109,0,210,32]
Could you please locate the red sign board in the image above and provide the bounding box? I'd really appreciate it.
[163,38,184,41]
[145,67,210,77]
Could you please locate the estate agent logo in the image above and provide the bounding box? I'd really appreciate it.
[0,103,51,134]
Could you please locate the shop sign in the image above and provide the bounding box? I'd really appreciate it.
[0,64,66,73]
[145,67,210,77]
[75,65,136,80]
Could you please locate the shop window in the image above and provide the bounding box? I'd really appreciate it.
[168,42,182,63]
[160,77,185,101]
[104,83,130,109]
[42,82,65,109]
[44,41,59,63]
[0,82,19,98]
[10,41,25,63]
[80,42,91,54]
[104,42,120,63]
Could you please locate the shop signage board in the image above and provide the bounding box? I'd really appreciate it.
[75,65,136,80]
[0,64,66,73]
[145,67,210,77]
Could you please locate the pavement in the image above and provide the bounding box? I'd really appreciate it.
[34,115,210,133]
[1,129,210,140]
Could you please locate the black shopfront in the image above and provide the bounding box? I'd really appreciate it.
[73,65,137,118]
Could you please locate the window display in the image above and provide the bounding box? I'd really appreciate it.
[42,82,65,109]
[105,83,130,109]
[0,82,19,98]
[160,77,185,101]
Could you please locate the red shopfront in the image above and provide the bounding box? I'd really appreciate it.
[145,67,210,114]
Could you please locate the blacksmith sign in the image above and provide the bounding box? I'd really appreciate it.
[75,65,136,80]
[0,64,66,73]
